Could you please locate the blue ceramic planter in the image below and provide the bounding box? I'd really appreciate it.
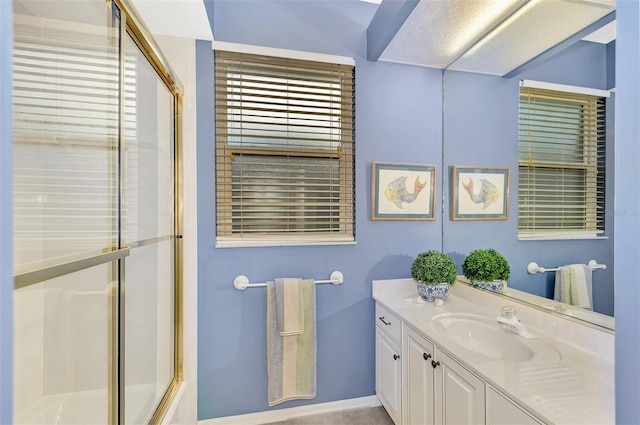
[470,280,505,293]
[417,282,450,302]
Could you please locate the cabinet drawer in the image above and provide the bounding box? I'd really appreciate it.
[375,303,402,343]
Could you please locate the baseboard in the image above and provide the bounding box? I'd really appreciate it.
[198,395,381,425]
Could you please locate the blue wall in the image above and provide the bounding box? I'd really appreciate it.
[615,1,640,423]
[0,1,13,423]
[197,0,443,419]
[443,41,615,316]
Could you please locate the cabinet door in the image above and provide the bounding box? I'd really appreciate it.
[486,387,542,425]
[434,350,485,425]
[377,327,402,424]
[405,329,435,425]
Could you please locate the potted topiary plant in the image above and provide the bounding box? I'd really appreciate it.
[411,250,458,302]
[461,248,510,293]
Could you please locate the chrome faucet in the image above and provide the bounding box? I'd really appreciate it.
[496,306,535,339]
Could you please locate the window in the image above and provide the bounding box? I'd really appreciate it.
[518,84,606,239]
[214,50,355,247]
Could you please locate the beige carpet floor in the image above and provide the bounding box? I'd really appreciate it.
[263,406,394,425]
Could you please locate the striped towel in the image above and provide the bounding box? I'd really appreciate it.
[554,265,592,309]
[267,278,316,406]
[275,278,304,336]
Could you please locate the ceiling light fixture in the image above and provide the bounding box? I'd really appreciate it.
[444,0,535,69]
[449,0,615,76]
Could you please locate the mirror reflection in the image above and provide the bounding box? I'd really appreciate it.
[441,4,615,328]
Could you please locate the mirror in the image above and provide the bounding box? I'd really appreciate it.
[441,5,615,330]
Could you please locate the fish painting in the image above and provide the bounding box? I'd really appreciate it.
[462,178,499,209]
[384,176,426,209]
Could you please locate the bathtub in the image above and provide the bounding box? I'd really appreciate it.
[15,384,157,425]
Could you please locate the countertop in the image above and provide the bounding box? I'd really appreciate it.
[372,279,614,425]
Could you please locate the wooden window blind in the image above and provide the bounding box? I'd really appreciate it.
[214,50,355,245]
[518,86,606,237]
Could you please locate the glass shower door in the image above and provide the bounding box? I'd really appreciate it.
[13,1,121,423]
[122,33,176,425]
[12,1,181,423]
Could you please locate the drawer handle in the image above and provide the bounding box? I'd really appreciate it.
[423,353,431,360]
[431,360,440,369]
[378,316,392,326]
[393,354,400,360]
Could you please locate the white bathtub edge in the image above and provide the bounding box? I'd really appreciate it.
[160,381,188,425]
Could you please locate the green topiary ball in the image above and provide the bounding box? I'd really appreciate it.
[462,248,510,282]
[411,250,457,286]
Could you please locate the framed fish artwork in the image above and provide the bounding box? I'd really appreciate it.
[451,166,510,220]
[371,162,436,221]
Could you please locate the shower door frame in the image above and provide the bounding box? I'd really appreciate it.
[114,1,184,423]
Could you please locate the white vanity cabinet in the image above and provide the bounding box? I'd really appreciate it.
[375,304,403,425]
[404,326,485,425]
[373,279,614,425]
[375,301,545,425]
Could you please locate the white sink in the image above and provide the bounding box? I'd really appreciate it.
[431,313,545,362]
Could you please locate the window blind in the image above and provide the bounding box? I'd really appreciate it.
[518,87,606,235]
[214,50,355,243]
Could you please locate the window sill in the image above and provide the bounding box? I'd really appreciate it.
[216,236,356,248]
[518,232,609,241]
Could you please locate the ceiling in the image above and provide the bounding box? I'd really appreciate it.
[377,0,616,76]
[96,0,615,78]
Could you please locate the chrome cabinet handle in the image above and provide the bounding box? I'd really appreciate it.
[393,354,400,360]
[423,353,431,360]
[431,360,440,368]
[378,316,391,326]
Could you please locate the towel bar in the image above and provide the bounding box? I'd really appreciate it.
[234,271,344,290]
[527,260,607,274]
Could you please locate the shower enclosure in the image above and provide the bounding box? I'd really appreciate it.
[12,0,182,423]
